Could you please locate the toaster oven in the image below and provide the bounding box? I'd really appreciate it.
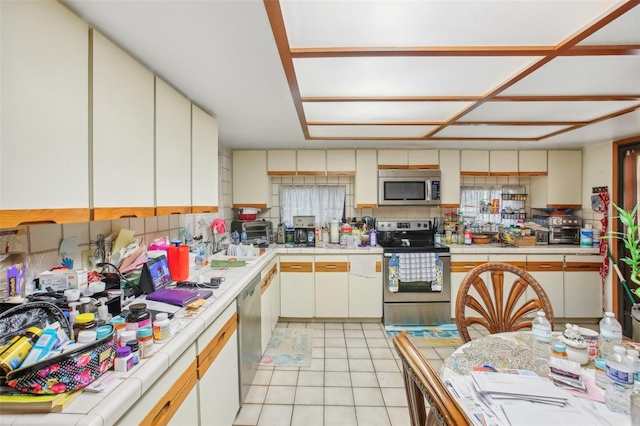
[230,220,273,244]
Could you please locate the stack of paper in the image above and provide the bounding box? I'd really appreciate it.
[470,371,570,407]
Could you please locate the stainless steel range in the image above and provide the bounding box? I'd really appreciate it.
[377,220,451,326]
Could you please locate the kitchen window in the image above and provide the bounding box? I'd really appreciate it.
[460,186,502,223]
[279,185,345,228]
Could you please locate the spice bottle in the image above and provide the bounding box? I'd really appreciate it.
[125,303,151,332]
[126,340,140,365]
[153,312,171,342]
[137,326,154,359]
[0,327,43,375]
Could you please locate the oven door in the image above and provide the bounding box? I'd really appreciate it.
[549,226,580,244]
[383,252,450,302]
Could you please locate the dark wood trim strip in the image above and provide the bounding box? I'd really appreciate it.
[489,172,519,176]
[308,121,442,126]
[192,206,219,214]
[232,204,268,209]
[518,172,548,176]
[378,165,410,169]
[356,204,378,209]
[280,262,313,273]
[526,262,564,272]
[326,171,356,176]
[267,171,297,176]
[302,95,640,102]
[453,121,587,126]
[439,204,460,209]
[429,137,539,141]
[263,0,309,139]
[315,262,349,273]
[290,44,640,58]
[407,165,439,169]
[156,206,191,216]
[565,263,602,272]
[297,171,326,176]
[461,172,490,177]
[93,207,154,221]
[0,208,90,228]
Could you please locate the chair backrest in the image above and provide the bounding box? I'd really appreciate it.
[392,331,472,426]
[455,262,555,343]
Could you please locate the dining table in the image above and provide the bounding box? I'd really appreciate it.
[438,331,633,426]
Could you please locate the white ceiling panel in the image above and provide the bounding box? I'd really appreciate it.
[294,57,539,97]
[309,125,437,138]
[579,7,640,45]
[436,125,569,139]
[281,0,622,48]
[303,101,472,123]
[502,56,640,95]
[460,101,640,122]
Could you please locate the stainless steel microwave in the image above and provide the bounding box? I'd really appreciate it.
[378,169,441,206]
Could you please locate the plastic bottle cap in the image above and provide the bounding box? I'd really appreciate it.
[537,311,546,317]
[68,302,80,311]
[156,312,169,321]
[79,297,91,304]
[551,341,566,353]
[126,340,139,351]
[120,330,136,344]
[76,312,95,323]
[137,326,153,338]
[605,312,614,317]
[110,316,126,325]
[595,358,606,369]
[95,325,112,340]
[69,310,79,323]
[116,346,131,357]
[77,330,97,343]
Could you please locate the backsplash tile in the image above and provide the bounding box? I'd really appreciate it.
[29,224,62,253]
[110,218,130,235]
[62,222,90,246]
[89,220,112,241]
[129,218,145,235]
[144,216,158,234]
[157,215,170,232]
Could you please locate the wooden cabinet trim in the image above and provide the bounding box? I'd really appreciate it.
[327,171,356,176]
[526,262,564,272]
[356,204,378,209]
[232,204,268,209]
[297,171,326,176]
[496,261,527,269]
[280,262,313,273]
[407,164,438,170]
[460,171,490,177]
[451,261,486,273]
[489,172,519,177]
[267,171,296,176]
[197,312,237,378]
[141,359,198,426]
[518,172,548,176]
[315,262,349,273]
[378,165,410,170]
[439,203,460,209]
[0,208,90,228]
[192,206,219,214]
[565,262,601,272]
[93,207,154,221]
[376,261,381,273]
[261,265,277,294]
[156,206,191,216]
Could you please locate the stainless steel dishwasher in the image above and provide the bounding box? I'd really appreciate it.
[237,273,261,405]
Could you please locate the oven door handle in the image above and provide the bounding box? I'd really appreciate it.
[383,252,450,258]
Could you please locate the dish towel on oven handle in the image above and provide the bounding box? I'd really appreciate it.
[398,252,438,283]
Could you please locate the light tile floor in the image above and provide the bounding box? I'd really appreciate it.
[233,320,598,426]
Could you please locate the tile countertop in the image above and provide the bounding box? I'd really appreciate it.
[446,243,600,255]
[275,243,384,254]
[3,249,279,426]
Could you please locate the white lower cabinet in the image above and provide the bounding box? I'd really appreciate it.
[315,255,349,317]
[271,265,280,330]
[564,255,603,318]
[348,255,382,318]
[450,255,488,319]
[197,303,239,426]
[260,259,279,353]
[169,384,199,426]
[116,343,198,425]
[525,255,565,318]
[280,255,315,318]
[261,282,273,354]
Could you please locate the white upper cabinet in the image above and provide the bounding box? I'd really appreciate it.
[92,30,155,220]
[377,149,409,167]
[232,150,271,208]
[530,150,582,208]
[268,150,297,175]
[460,150,489,175]
[489,151,518,175]
[408,150,439,168]
[518,150,548,175]
[326,150,356,175]
[1,1,89,227]
[439,150,461,207]
[155,78,191,215]
[297,150,326,175]
[355,150,378,208]
[191,105,219,213]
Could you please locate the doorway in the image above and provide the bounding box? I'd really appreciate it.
[615,138,640,337]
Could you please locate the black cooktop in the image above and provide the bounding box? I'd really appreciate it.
[381,242,450,254]
[376,220,450,253]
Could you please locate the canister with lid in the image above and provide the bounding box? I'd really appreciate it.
[137,326,154,358]
[153,312,171,342]
[73,312,97,340]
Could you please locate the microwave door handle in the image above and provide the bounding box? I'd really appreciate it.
[426,181,432,201]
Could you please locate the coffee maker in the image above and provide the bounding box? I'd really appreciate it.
[293,215,315,247]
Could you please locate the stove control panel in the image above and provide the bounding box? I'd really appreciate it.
[376,221,433,231]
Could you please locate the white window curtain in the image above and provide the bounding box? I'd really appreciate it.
[279,185,346,228]
[460,186,502,223]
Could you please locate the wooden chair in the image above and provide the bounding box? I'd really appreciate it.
[455,262,555,343]
[392,331,472,426]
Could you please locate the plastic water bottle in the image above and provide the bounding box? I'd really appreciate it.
[627,349,640,394]
[241,225,248,244]
[531,311,552,366]
[605,345,634,414]
[600,311,622,358]
[388,253,399,292]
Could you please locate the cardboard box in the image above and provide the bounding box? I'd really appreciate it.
[39,269,88,294]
